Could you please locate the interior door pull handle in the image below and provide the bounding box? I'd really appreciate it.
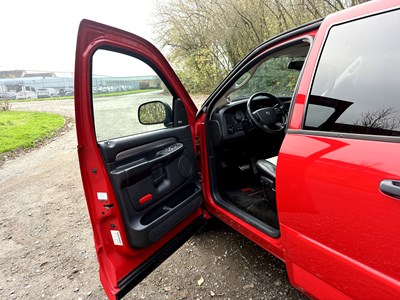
[379,179,400,200]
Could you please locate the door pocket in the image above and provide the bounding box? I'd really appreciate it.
[141,183,200,226]
[130,184,202,248]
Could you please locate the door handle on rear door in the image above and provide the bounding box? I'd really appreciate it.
[379,179,400,200]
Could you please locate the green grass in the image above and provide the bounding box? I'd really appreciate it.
[0,111,65,154]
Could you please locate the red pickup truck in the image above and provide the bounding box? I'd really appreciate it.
[74,1,400,299]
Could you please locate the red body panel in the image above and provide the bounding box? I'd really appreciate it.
[279,135,400,298]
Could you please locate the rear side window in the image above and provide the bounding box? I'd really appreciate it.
[304,9,400,137]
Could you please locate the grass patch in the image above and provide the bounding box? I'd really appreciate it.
[0,111,65,153]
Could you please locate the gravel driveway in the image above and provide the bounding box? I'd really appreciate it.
[0,98,306,299]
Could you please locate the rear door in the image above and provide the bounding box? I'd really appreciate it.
[75,20,205,299]
[278,2,400,299]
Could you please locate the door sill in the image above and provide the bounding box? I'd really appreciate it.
[212,190,280,238]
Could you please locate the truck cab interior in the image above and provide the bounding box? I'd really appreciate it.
[204,40,311,237]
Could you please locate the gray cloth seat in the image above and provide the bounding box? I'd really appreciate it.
[255,156,277,209]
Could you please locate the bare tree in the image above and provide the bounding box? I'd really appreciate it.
[355,107,400,133]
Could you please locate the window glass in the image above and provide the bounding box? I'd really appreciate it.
[304,10,400,136]
[228,42,310,101]
[304,104,335,128]
[92,49,173,141]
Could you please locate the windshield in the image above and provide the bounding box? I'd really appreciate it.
[227,42,310,102]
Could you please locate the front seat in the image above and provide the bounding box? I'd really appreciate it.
[255,156,277,210]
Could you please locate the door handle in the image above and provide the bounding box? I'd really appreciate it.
[379,179,400,199]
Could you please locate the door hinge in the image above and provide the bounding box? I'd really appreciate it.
[198,171,203,183]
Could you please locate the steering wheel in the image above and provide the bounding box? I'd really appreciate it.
[246,92,287,134]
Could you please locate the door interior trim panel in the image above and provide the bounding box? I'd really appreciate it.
[98,125,202,249]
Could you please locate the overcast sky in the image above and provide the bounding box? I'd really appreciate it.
[0,0,158,73]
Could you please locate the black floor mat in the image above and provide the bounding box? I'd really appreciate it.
[222,188,279,229]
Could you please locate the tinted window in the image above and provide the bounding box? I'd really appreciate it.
[304,10,400,136]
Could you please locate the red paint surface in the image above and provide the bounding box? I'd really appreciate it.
[279,134,400,298]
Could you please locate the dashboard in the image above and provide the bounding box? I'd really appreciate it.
[209,97,291,146]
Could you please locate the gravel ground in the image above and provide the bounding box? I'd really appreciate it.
[0,98,307,299]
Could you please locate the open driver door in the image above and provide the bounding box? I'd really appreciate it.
[74,19,206,299]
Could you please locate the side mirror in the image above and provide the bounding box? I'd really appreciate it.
[138,101,172,126]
